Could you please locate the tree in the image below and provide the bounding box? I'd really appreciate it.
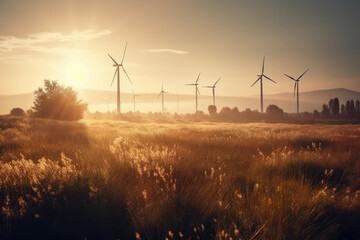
[351,100,355,116]
[328,99,334,114]
[313,110,320,117]
[32,80,87,121]
[341,104,346,116]
[232,107,240,115]
[266,104,284,116]
[329,98,340,116]
[356,100,360,116]
[321,104,330,117]
[10,107,25,116]
[219,107,232,120]
[207,105,217,116]
[345,100,355,117]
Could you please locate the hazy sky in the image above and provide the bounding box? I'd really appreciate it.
[1,0,359,97]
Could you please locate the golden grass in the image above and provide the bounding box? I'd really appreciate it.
[0,116,359,239]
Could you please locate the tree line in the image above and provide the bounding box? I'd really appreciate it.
[321,98,360,118]
[6,80,360,122]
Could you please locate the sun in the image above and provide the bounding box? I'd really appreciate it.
[65,61,87,87]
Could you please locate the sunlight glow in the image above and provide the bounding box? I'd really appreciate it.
[65,61,87,88]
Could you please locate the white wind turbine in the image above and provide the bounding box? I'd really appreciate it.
[203,77,221,106]
[157,83,169,112]
[131,88,142,112]
[102,96,112,112]
[185,73,201,112]
[250,57,276,113]
[284,69,309,114]
[108,42,133,114]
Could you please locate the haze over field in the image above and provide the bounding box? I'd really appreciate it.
[1,88,360,114]
[1,0,360,113]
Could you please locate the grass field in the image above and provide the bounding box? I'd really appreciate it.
[0,116,360,239]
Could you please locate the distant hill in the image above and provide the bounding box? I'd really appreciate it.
[266,88,360,104]
[0,93,34,115]
[1,88,359,114]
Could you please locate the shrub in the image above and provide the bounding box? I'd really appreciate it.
[208,105,217,116]
[10,108,25,117]
[266,104,284,116]
[32,80,87,121]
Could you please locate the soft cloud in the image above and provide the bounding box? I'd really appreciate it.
[142,48,188,55]
[0,54,32,62]
[0,29,112,54]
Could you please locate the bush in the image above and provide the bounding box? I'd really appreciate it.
[266,104,284,116]
[10,108,25,117]
[31,80,87,121]
[207,105,217,116]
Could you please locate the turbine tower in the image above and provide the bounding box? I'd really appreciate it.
[157,83,169,112]
[250,57,276,113]
[185,73,201,112]
[131,89,141,112]
[108,42,133,114]
[103,96,112,112]
[203,77,221,106]
[284,69,309,114]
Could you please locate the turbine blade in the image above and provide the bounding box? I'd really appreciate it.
[196,72,201,84]
[121,41,128,65]
[157,92,162,100]
[111,67,119,86]
[250,76,261,88]
[293,82,296,97]
[161,82,164,91]
[185,84,196,86]
[121,66,133,85]
[202,86,213,88]
[108,54,118,65]
[297,69,309,80]
[262,56,265,74]
[214,77,221,86]
[284,73,295,81]
[197,87,201,96]
[263,75,276,84]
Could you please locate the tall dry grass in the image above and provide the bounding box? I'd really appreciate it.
[0,116,359,239]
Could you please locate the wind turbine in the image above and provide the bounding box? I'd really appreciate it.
[131,89,142,112]
[284,69,309,114]
[176,93,180,113]
[250,57,276,113]
[203,77,221,106]
[185,73,201,112]
[157,83,169,112]
[108,42,133,114]
[103,96,112,112]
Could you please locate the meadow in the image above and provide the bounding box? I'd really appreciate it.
[0,115,359,239]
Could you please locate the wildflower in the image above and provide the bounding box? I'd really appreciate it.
[142,190,147,200]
